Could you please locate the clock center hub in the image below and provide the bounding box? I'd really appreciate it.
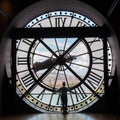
[58,55,66,65]
[53,50,76,71]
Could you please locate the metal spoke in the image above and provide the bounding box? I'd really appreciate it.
[88,37,100,46]
[67,61,89,69]
[64,63,83,82]
[63,66,70,88]
[91,67,104,72]
[33,52,51,59]
[54,38,60,55]
[39,38,59,58]
[53,65,60,89]
[75,52,89,57]
[63,38,68,52]
[64,63,101,98]
[21,60,58,98]
[63,38,82,56]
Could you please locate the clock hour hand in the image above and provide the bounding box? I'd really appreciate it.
[33,58,56,72]
[33,55,76,72]
[65,55,76,62]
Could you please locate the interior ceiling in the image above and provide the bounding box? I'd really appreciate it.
[0,0,120,44]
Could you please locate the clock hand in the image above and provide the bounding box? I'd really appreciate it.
[33,58,56,71]
[65,55,76,62]
[33,55,76,72]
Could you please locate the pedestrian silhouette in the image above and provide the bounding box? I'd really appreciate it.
[56,82,75,114]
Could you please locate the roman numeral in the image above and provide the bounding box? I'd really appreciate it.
[73,89,79,102]
[17,57,31,65]
[88,38,101,46]
[22,39,32,46]
[38,23,43,27]
[91,48,103,53]
[76,86,87,100]
[37,89,45,100]
[16,39,20,43]
[16,39,21,48]
[21,73,35,88]
[92,56,103,64]
[86,71,102,90]
[93,56,103,61]
[55,17,67,27]
[76,21,87,27]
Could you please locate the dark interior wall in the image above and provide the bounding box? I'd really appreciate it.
[0,0,120,116]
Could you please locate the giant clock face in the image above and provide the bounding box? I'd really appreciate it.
[1,0,118,113]
[16,10,113,113]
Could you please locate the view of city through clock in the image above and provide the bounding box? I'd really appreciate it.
[16,11,113,113]
[33,37,89,88]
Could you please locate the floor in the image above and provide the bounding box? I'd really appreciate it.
[1,113,120,120]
